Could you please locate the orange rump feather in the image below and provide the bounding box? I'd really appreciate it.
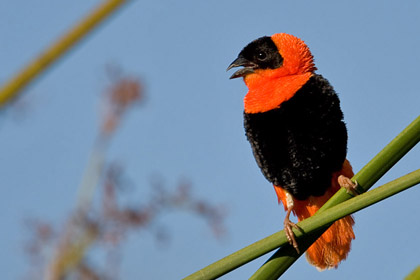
[274,159,355,270]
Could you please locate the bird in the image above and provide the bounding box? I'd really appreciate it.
[227,33,357,270]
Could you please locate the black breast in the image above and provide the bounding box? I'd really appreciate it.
[244,74,347,200]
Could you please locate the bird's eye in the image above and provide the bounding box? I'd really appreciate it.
[257,52,267,60]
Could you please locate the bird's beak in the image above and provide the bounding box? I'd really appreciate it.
[227,56,257,79]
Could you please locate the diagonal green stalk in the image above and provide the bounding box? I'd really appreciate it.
[184,169,420,280]
[0,0,130,107]
[184,115,420,280]
[251,114,420,279]
[250,169,420,280]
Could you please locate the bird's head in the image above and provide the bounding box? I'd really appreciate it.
[227,33,317,113]
[227,33,316,81]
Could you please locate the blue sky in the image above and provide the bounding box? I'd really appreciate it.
[1,0,420,279]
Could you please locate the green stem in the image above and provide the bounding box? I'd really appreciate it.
[253,114,420,279]
[250,169,420,280]
[184,169,420,280]
[184,115,420,280]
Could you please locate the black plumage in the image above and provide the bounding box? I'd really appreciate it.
[244,74,347,200]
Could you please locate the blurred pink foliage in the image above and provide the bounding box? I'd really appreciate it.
[23,70,227,280]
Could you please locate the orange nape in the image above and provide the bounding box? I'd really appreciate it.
[274,160,355,270]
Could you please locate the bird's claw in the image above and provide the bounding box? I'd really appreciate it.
[338,175,359,196]
[284,218,301,254]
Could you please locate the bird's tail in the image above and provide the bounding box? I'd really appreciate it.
[274,159,355,270]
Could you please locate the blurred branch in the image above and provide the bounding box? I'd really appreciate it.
[77,76,142,213]
[43,75,142,280]
[0,0,130,108]
[28,164,226,280]
[45,216,99,280]
[23,71,226,280]
[405,266,420,280]
[101,169,226,243]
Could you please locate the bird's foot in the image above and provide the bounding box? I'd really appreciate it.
[284,216,302,254]
[338,175,359,196]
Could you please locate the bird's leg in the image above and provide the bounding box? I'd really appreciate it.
[338,175,359,196]
[284,191,301,254]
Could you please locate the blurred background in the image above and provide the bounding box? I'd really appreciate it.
[1,0,419,279]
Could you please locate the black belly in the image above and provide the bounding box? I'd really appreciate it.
[244,74,347,200]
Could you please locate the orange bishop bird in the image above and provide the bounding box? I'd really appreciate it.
[227,33,357,270]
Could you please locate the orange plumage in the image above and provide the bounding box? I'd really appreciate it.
[274,160,355,270]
